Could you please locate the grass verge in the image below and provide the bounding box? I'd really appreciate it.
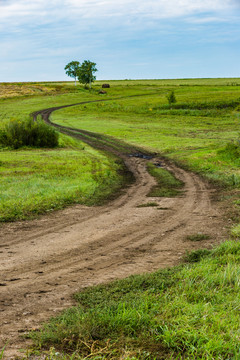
[28,240,240,359]
[0,134,129,222]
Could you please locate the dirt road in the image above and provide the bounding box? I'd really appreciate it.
[0,103,228,358]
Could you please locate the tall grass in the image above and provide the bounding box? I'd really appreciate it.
[0,117,59,149]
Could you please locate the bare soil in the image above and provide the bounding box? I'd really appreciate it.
[0,104,229,359]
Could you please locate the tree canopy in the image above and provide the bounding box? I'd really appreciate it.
[77,60,98,88]
[64,61,80,86]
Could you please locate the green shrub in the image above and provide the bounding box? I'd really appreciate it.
[166,90,177,105]
[0,118,59,149]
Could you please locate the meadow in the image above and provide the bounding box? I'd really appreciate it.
[0,83,128,222]
[1,79,240,359]
[51,79,240,186]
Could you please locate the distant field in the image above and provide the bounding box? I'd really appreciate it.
[51,78,240,186]
[0,82,72,99]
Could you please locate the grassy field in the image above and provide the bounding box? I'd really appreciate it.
[1,79,240,359]
[51,79,240,186]
[0,84,129,222]
[0,143,126,222]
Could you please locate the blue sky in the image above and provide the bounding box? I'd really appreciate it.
[0,0,240,81]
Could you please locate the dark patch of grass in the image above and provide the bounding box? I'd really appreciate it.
[153,99,240,111]
[184,248,212,263]
[186,233,210,242]
[136,202,158,208]
[147,163,184,197]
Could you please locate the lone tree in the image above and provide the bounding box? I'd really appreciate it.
[64,61,80,86]
[78,60,97,89]
[167,90,177,106]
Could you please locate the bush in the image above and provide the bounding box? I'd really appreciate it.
[166,90,177,105]
[0,118,59,149]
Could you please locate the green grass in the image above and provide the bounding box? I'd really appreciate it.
[29,240,240,359]
[0,135,127,222]
[50,80,240,186]
[0,83,134,222]
[0,345,5,360]
[147,163,183,197]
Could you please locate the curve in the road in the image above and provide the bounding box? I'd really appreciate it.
[0,100,228,358]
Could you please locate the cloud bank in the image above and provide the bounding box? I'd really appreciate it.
[0,0,237,23]
[0,0,239,81]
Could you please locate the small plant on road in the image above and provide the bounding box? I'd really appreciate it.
[186,233,210,242]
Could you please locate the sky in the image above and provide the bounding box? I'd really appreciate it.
[0,0,240,81]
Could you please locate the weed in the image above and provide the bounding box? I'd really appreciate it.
[136,202,158,208]
[231,224,240,238]
[0,345,5,360]
[186,233,210,242]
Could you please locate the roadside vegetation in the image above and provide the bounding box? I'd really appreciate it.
[1,79,240,358]
[29,240,240,359]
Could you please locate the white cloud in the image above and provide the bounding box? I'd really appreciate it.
[66,0,236,18]
[0,0,237,23]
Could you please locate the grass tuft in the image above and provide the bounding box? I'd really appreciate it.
[147,163,183,197]
[185,233,210,242]
[136,202,158,208]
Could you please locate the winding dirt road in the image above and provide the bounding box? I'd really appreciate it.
[0,103,228,359]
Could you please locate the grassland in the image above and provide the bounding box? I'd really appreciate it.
[1,79,240,359]
[0,143,126,222]
[0,84,128,222]
[51,79,240,186]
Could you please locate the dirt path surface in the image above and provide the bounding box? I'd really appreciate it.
[0,103,229,359]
